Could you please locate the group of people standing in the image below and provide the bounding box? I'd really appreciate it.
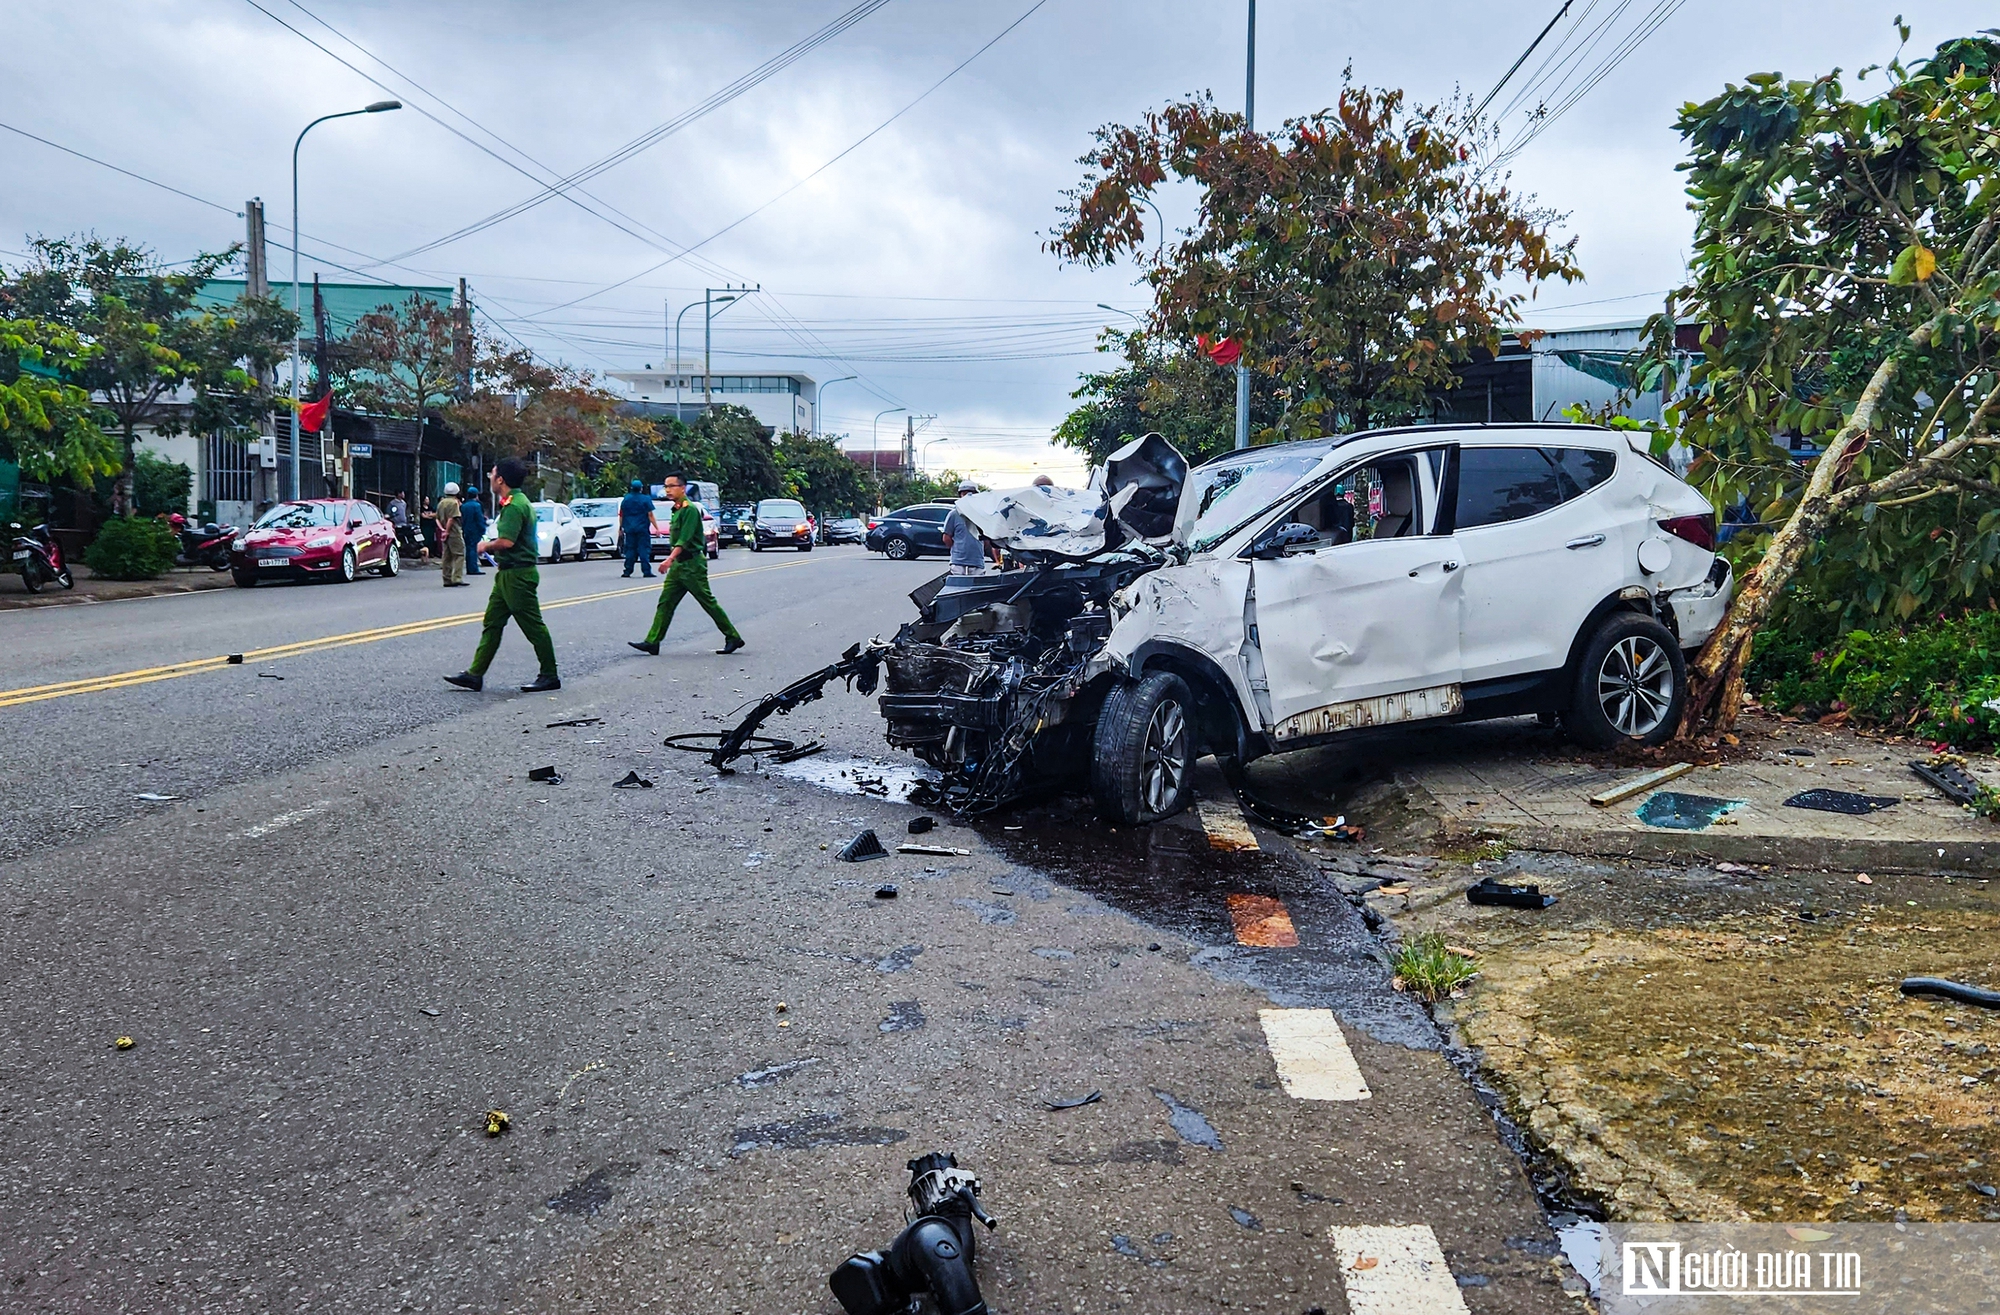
[429,482,488,587]
[440,461,742,697]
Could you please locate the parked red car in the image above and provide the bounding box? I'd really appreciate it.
[229,498,402,586]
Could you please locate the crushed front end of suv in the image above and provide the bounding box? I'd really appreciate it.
[717,425,1732,823]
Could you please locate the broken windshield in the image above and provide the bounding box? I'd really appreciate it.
[1177,444,1333,553]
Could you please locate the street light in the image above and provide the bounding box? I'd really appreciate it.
[921,436,950,473]
[815,374,857,438]
[1097,303,1144,326]
[871,407,906,476]
[290,99,400,500]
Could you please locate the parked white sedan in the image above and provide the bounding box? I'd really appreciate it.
[528,502,587,563]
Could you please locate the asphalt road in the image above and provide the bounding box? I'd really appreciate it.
[0,548,1572,1313]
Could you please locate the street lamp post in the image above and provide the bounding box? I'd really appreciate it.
[871,406,906,473]
[290,99,400,500]
[1235,1,1255,450]
[815,374,857,439]
[921,436,949,473]
[672,301,702,417]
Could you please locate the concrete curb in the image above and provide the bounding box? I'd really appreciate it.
[1457,819,1994,876]
[0,571,238,610]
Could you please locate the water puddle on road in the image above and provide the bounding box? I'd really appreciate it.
[759,753,937,801]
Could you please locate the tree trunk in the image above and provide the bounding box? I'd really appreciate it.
[1674,318,1937,741]
[111,424,136,518]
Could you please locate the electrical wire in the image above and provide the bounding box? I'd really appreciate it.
[365,0,896,266]
[518,0,1052,322]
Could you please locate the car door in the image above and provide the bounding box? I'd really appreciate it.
[1452,443,1627,684]
[346,502,377,566]
[1247,446,1467,739]
[912,506,950,552]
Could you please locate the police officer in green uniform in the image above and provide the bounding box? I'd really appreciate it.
[627,473,744,656]
[444,457,562,692]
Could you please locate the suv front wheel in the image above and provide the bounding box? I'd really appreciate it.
[1092,671,1196,823]
[1568,612,1687,748]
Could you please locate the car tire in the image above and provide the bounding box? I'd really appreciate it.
[1567,612,1687,748]
[799,542,812,553]
[378,542,401,577]
[337,547,358,583]
[1091,671,1197,824]
[750,537,762,553]
[883,535,912,561]
[233,570,258,588]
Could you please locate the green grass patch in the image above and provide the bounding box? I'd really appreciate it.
[1391,932,1479,1002]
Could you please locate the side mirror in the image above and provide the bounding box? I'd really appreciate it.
[349,520,364,531]
[1250,522,1320,559]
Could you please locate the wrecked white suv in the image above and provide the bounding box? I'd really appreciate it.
[758,424,1730,823]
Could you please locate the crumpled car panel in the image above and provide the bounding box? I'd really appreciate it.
[954,484,1112,559]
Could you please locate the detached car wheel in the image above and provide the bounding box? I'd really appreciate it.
[1092,671,1196,824]
[882,535,912,561]
[1568,612,1687,748]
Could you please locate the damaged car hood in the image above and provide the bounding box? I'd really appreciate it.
[955,433,1188,559]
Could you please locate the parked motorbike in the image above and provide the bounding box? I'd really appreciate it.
[7,522,74,593]
[175,519,239,571]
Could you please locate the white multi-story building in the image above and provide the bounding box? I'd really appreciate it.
[608,364,816,435]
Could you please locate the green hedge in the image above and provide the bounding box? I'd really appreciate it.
[83,515,180,580]
[1748,611,2000,749]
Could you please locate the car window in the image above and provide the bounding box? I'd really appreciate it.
[1549,447,1617,498]
[1181,447,1331,553]
[1282,453,1427,549]
[357,502,380,523]
[572,500,612,517]
[255,502,337,529]
[1456,447,1572,530]
[758,499,807,518]
[535,506,554,522]
[907,506,949,523]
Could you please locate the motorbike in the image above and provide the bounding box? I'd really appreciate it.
[175,520,240,571]
[6,522,74,593]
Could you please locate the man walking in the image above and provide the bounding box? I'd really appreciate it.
[444,458,560,693]
[628,473,743,656]
[436,482,468,587]
[460,485,486,576]
[941,479,1000,575]
[617,477,657,578]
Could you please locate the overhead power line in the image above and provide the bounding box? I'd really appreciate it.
[1474,1,1573,120]
[521,0,1053,322]
[366,0,895,266]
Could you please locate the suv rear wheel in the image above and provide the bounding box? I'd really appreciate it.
[1568,612,1686,748]
[1092,671,1196,823]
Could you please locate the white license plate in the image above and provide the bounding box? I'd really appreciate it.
[11,549,28,560]
[260,558,290,567]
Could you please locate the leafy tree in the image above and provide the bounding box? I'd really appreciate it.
[1638,28,2000,737]
[695,405,786,500]
[775,431,871,514]
[132,450,192,516]
[878,468,966,508]
[1,236,294,515]
[1048,80,1579,435]
[336,294,460,417]
[0,318,118,489]
[1055,328,1286,466]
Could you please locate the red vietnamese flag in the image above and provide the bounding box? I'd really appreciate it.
[298,391,332,434]
[1195,333,1242,367]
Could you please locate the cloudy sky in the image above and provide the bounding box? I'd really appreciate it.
[3,1,1988,483]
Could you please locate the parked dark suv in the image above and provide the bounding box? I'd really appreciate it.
[717,504,752,549]
[864,503,952,560]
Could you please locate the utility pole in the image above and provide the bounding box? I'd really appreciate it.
[453,278,472,402]
[903,414,914,475]
[245,199,275,508]
[1235,0,1255,451]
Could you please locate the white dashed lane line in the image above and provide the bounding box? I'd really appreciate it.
[1195,796,1260,852]
[1258,1007,1371,1101]
[1330,1225,1472,1315]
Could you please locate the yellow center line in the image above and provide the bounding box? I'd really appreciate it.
[0,557,819,710]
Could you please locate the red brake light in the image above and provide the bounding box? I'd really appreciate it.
[1658,513,1715,551]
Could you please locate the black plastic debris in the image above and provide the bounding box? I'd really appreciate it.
[828,1151,995,1315]
[257,672,284,680]
[906,779,942,808]
[838,829,889,862]
[1467,876,1556,909]
[769,739,825,763]
[547,716,603,728]
[1911,759,1980,806]
[907,815,936,835]
[1228,1207,1263,1231]
[874,883,899,899]
[527,765,563,784]
[1781,747,1814,757]
[1043,1089,1102,1111]
[226,653,244,664]
[612,771,654,790]
[1784,788,1899,815]
[1900,977,2000,1009]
